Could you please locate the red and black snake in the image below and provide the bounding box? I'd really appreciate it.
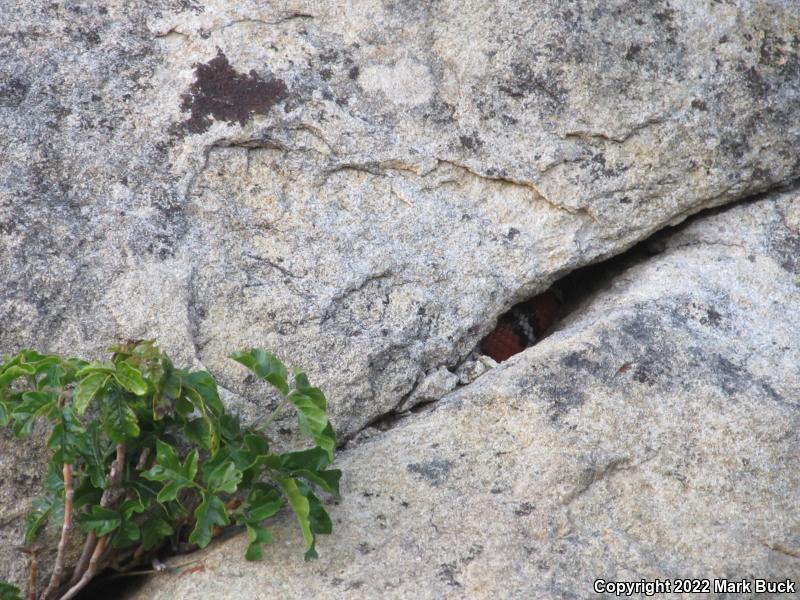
[480,289,562,362]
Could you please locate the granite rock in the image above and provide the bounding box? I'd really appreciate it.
[2,0,799,439]
[2,0,800,587]
[124,192,800,599]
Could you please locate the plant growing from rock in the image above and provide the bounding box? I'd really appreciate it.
[0,341,340,600]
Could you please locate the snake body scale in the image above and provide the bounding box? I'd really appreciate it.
[480,289,562,362]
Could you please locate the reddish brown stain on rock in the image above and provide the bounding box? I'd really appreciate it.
[180,49,288,134]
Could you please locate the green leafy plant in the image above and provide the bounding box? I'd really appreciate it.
[0,342,340,600]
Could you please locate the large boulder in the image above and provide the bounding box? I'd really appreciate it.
[124,191,800,599]
[2,1,799,437]
[2,0,800,588]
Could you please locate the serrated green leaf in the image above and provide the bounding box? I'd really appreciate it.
[188,493,228,548]
[0,364,35,388]
[278,447,331,471]
[303,486,333,535]
[202,445,249,479]
[182,371,224,417]
[75,361,116,378]
[79,505,121,537]
[11,391,57,437]
[73,477,103,510]
[175,395,194,418]
[244,433,270,456]
[230,349,289,395]
[47,406,84,463]
[140,514,173,550]
[112,519,141,549]
[65,357,89,373]
[0,582,22,600]
[101,386,140,443]
[186,417,214,450]
[0,401,8,426]
[141,441,198,502]
[121,494,146,519]
[126,471,160,506]
[108,339,159,361]
[293,370,311,390]
[316,422,336,463]
[36,362,68,390]
[114,362,147,396]
[204,462,242,495]
[75,421,109,489]
[141,516,173,550]
[25,495,57,543]
[219,413,242,443]
[239,433,272,473]
[279,477,316,560]
[152,357,181,418]
[43,460,65,494]
[0,352,23,370]
[73,373,109,415]
[287,390,335,461]
[293,468,342,497]
[161,499,189,522]
[287,390,326,427]
[24,354,60,373]
[245,524,273,561]
[112,518,141,549]
[243,484,284,523]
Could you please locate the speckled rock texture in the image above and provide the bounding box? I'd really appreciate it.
[124,192,800,600]
[2,0,800,588]
[0,427,51,586]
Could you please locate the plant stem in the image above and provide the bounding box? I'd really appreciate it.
[136,447,150,470]
[260,396,290,431]
[40,464,73,600]
[106,443,127,502]
[57,537,107,600]
[26,548,38,600]
[69,443,126,586]
[67,533,96,589]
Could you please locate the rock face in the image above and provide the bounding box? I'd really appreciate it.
[3,1,800,438]
[2,0,800,589]
[125,192,800,599]
[0,428,52,588]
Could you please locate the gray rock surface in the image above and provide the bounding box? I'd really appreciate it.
[124,192,800,599]
[2,0,800,587]
[3,0,800,439]
[0,427,51,588]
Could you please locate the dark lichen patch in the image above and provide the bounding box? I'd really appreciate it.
[357,542,373,555]
[767,207,800,275]
[543,382,587,420]
[179,49,288,134]
[630,355,670,386]
[514,501,535,516]
[701,307,723,327]
[624,43,642,61]
[407,459,453,486]
[560,351,602,375]
[344,581,365,591]
[437,563,462,587]
[0,76,29,107]
[459,133,484,151]
[499,62,568,106]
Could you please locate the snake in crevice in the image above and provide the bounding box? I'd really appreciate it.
[480,289,562,362]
